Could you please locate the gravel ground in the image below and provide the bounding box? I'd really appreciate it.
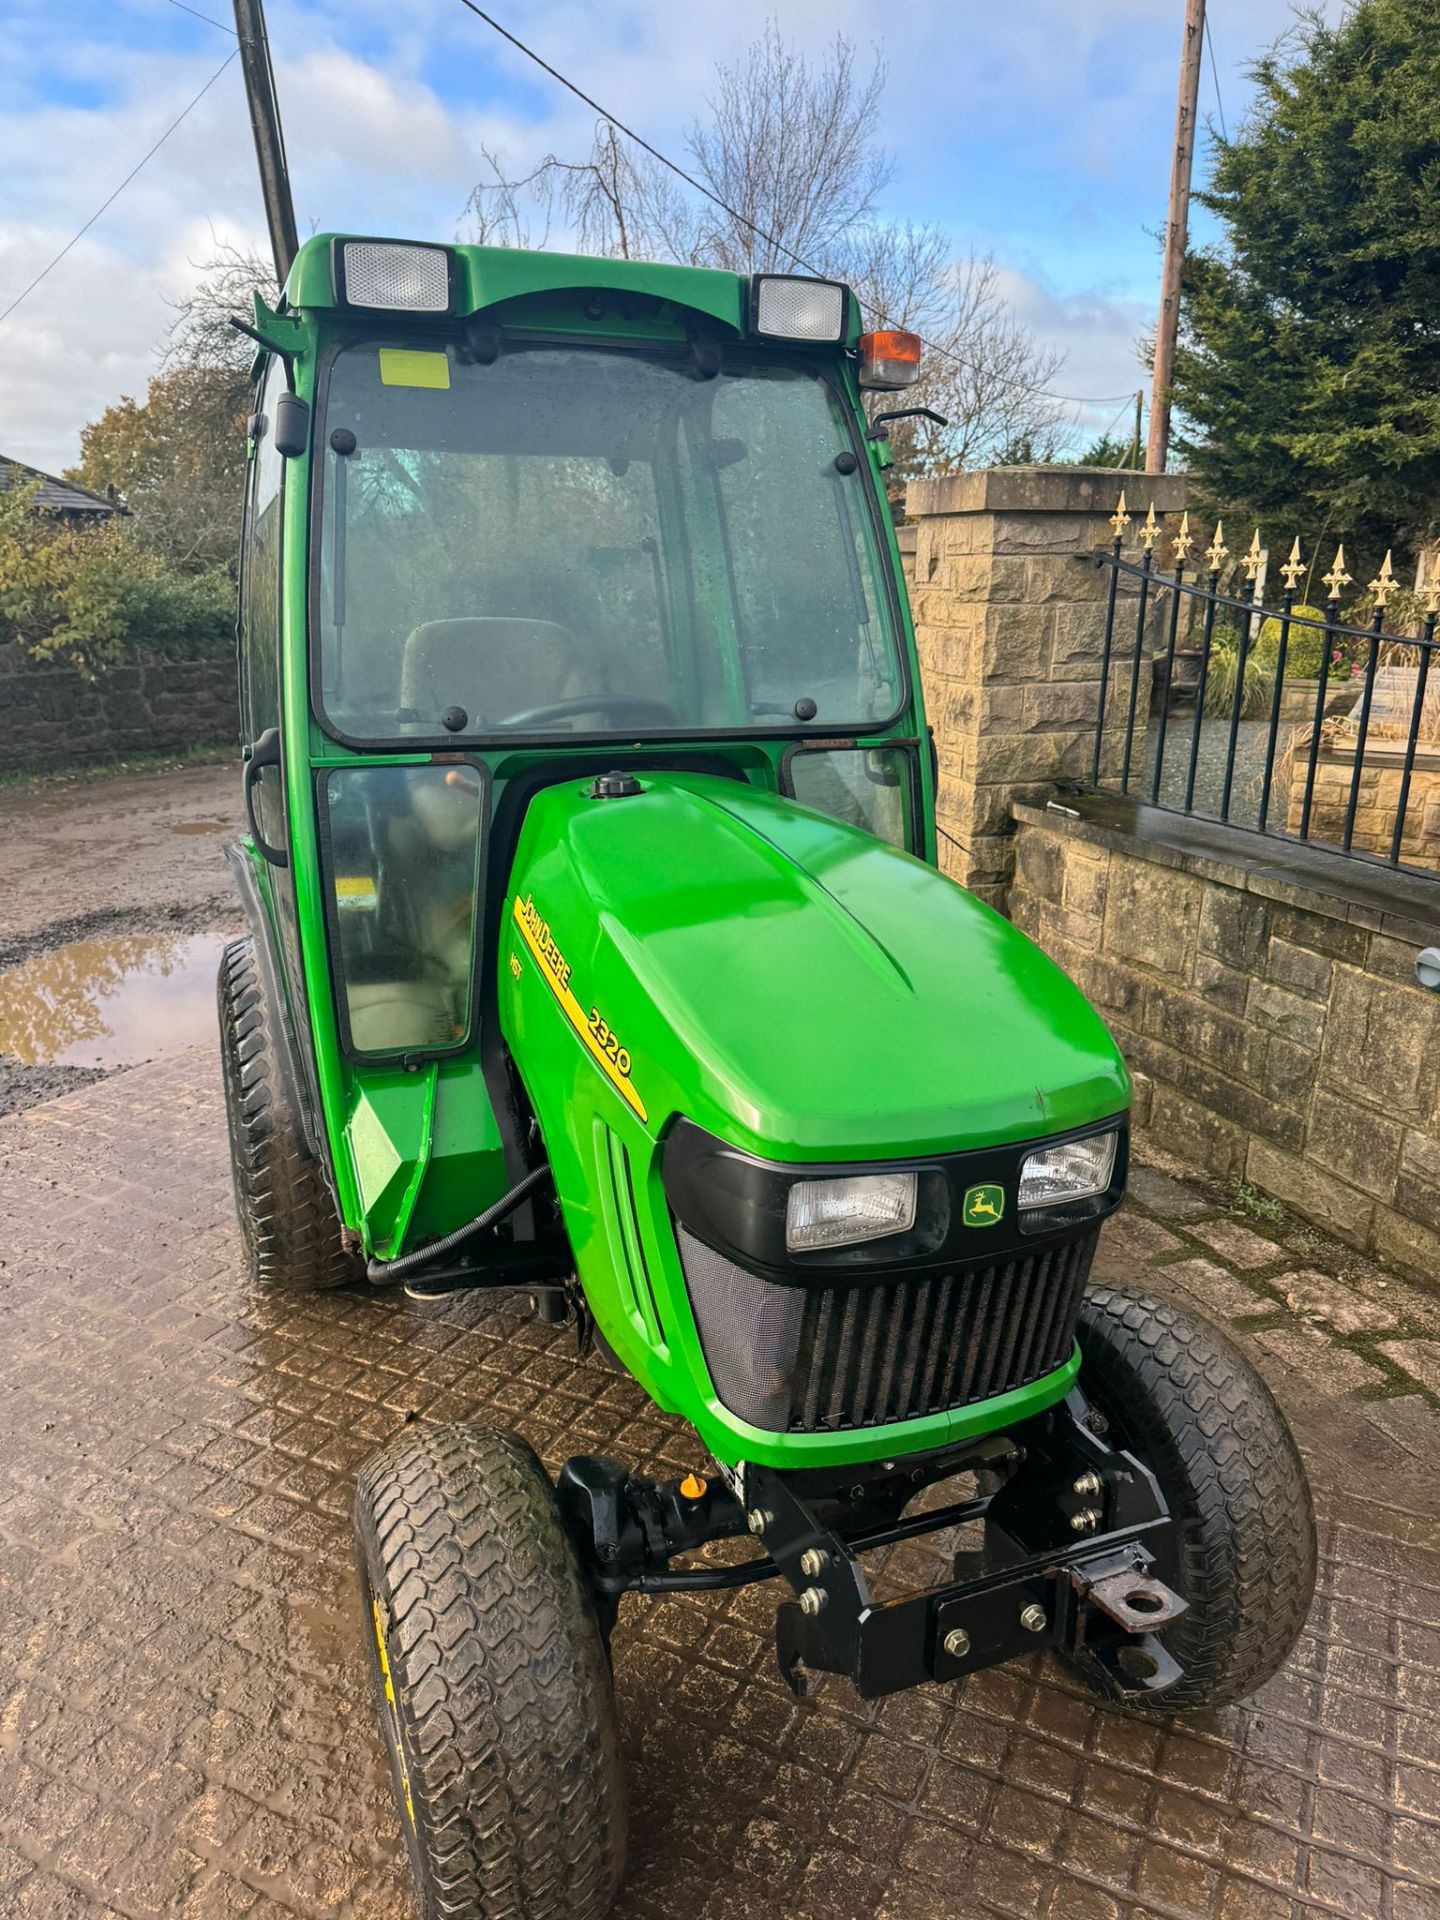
[1146,713,1274,823]
[0,763,243,1116]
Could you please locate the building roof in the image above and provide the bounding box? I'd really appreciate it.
[0,456,119,517]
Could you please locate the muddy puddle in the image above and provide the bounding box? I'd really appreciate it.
[0,930,228,1069]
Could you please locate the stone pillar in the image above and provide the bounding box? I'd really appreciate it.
[905,466,1189,907]
[894,522,917,599]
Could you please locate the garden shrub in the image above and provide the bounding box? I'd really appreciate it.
[0,480,235,675]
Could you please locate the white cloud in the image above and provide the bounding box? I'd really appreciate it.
[987,262,1152,442]
[0,0,1351,472]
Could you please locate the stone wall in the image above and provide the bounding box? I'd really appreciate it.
[895,522,916,597]
[0,642,239,773]
[1285,738,1440,873]
[904,467,1188,907]
[1009,795,1440,1278]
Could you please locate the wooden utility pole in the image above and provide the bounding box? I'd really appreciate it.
[233,0,299,289]
[1147,0,1206,474]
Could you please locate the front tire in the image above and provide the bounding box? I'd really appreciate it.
[217,936,359,1290]
[355,1424,627,1920]
[1071,1278,1316,1713]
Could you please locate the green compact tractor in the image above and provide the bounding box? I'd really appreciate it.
[218,234,1315,1920]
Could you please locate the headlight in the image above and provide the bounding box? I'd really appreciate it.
[786,1172,917,1252]
[1018,1132,1118,1210]
[336,240,453,313]
[751,274,847,342]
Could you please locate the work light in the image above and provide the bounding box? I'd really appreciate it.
[785,1171,917,1252]
[335,240,454,313]
[1018,1132,1118,1210]
[751,274,848,343]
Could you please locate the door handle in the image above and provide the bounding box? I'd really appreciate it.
[243,727,289,867]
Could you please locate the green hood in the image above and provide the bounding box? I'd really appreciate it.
[501,771,1128,1161]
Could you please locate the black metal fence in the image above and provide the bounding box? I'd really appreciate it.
[1086,498,1440,877]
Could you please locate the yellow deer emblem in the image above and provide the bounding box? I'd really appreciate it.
[962,1184,1005,1228]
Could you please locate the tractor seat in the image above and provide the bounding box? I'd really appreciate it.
[399,617,578,729]
[345,982,456,1053]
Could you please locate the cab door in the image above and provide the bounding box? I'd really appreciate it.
[236,354,324,1148]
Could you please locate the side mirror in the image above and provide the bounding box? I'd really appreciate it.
[274,391,311,458]
[865,406,949,442]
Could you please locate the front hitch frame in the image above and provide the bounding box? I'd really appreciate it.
[753,1388,1186,1700]
[556,1387,1187,1703]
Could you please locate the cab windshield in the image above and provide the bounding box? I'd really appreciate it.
[315,341,904,743]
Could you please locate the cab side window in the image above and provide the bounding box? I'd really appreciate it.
[782,744,918,851]
[241,357,286,838]
[320,764,487,1058]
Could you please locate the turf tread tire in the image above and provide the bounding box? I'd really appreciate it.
[1074,1278,1316,1713]
[217,936,358,1290]
[355,1424,626,1920]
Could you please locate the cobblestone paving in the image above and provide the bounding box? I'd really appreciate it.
[2,1051,1439,1920]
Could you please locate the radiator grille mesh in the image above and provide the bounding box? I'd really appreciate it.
[790,1232,1097,1430]
[679,1227,1097,1433]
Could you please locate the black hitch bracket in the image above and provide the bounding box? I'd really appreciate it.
[554,1389,1188,1704]
[751,1388,1188,1701]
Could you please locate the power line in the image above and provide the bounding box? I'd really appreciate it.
[0,50,239,331]
[1203,13,1228,142]
[451,0,1137,410]
[164,0,238,34]
[1088,393,1134,459]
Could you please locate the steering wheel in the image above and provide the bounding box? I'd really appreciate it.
[497,694,683,730]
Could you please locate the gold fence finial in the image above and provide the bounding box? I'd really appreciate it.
[1204,519,1227,571]
[1242,528,1264,582]
[1139,503,1162,551]
[1109,492,1131,539]
[1172,510,1194,565]
[1423,546,1440,617]
[1279,536,1305,592]
[1323,543,1352,602]
[1368,549,1396,608]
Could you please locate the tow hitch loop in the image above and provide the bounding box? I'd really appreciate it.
[1072,1551,1187,1634]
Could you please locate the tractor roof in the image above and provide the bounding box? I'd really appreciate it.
[283,233,861,346]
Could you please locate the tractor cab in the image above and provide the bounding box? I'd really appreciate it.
[232,236,954,1306]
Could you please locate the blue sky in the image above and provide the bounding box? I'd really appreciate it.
[0,0,1343,471]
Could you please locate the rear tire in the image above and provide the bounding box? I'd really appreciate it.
[1070,1278,1316,1713]
[217,936,358,1290]
[355,1424,627,1920]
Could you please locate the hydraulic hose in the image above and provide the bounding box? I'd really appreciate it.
[366,1164,553,1283]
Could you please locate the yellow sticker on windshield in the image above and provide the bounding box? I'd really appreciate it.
[378,348,450,391]
[334,874,378,912]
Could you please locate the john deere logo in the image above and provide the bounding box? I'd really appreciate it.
[962,1184,1005,1228]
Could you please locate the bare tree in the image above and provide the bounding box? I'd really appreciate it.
[897,257,1069,479]
[464,24,1066,478]
[164,239,274,377]
[684,24,890,273]
[462,148,555,250]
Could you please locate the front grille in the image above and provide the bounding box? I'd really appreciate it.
[678,1227,1097,1433]
[790,1233,1097,1430]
